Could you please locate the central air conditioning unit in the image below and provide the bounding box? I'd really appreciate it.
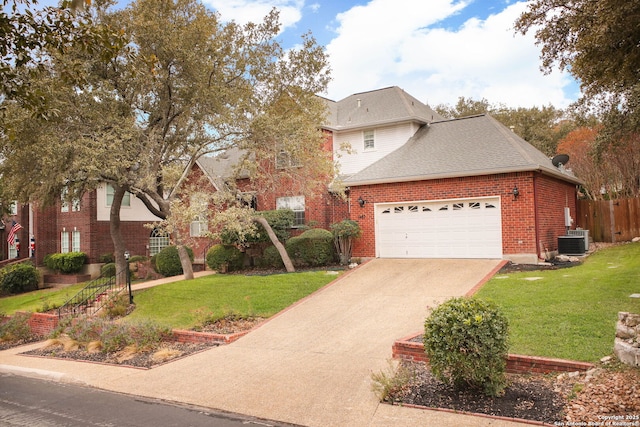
[558,235,585,255]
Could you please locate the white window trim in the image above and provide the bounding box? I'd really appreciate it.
[106,184,131,208]
[363,129,375,151]
[276,196,305,228]
[72,230,81,252]
[61,231,70,253]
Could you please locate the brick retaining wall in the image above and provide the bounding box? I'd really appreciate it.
[12,312,244,345]
[392,333,594,374]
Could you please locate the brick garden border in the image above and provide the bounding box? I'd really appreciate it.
[13,312,247,346]
[392,332,595,374]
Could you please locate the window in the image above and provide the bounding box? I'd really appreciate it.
[149,228,169,256]
[72,230,81,252]
[8,244,17,259]
[189,193,209,237]
[9,201,17,216]
[61,231,70,253]
[238,192,257,210]
[276,149,300,169]
[106,184,131,207]
[363,130,375,150]
[276,196,305,227]
[61,188,80,212]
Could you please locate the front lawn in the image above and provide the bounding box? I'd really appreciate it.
[0,283,87,315]
[1,271,340,331]
[476,243,640,362]
[122,271,339,329]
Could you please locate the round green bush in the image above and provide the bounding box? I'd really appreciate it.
[285,228,336,267]
[0,262,40,294]
[423,297,509,397]
[155,245,194,277]
[100,263,116,278]
[43,252,86,274]
[206,244,244,272]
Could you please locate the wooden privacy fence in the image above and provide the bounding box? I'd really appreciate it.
[576,198,640,243]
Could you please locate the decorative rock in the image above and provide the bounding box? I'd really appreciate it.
[616,323,637,339]
[632,237,640,242]
[613,311,640,366]
[600,355,612,364]
[614,339,640,366]
[625,313,640,327]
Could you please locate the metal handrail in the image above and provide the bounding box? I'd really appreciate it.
[57,269,128,319]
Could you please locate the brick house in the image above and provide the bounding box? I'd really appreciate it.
[196,86,581,264]
[3,86,580,269]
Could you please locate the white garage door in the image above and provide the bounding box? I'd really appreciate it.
[375,198,502,259]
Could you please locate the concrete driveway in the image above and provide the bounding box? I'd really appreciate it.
[1,259,531,426]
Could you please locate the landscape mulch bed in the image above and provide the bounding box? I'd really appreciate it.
[387,361,640,425]
[15,316,265,369]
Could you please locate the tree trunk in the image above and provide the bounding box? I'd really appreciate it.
[253,216,295,272]
[177,243,194,280]
[109,184,128,286]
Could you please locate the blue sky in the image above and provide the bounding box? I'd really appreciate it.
[37,0,580,108]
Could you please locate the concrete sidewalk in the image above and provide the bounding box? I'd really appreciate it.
[0,259,532,426]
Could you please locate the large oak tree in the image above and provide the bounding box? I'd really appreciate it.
[1,0,332,279]
[515,0,640,150]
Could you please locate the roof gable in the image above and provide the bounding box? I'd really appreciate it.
[323,86,444,130]
[344,114,581,185]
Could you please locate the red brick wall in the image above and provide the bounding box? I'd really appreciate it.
[391,334,594,374]
[32,190,161,265]
[348,172,577,260]
[534,174,578,253]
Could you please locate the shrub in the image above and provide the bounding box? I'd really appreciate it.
[44,252,86,274]
[155,245,194,277]
[259,245,285,268]
[100,263,116,278]
[206,244,244,272]
[286,228,336,267]
[0,312,34,342]
[423,297,509,397]
[331,219,362,265]
[98,253,114,263]
[0,262,40,294]
[128,255,147,263]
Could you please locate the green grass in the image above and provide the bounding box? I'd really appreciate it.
[0,283,88,315]
[0,271,339,330]
[476,243,640,363]
[123,271,338,329]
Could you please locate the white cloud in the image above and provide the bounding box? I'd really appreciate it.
[325,0,577,108]
[204,0,304,29]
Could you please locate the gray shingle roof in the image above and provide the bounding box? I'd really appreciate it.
[323,86,445,130]
[343,114,582,186]
[196,147,249,190]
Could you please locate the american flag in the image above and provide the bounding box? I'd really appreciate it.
[7,221,22,246]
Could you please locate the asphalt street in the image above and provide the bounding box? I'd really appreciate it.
[0,373,298,427]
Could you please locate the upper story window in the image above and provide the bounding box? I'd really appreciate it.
[189,193,209,237]
[9,201,17,216]
[61,188,80,212]
[276,149,301,169]
[276,196,305,228]
[106,184,131,207]
[363,129,375,150]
